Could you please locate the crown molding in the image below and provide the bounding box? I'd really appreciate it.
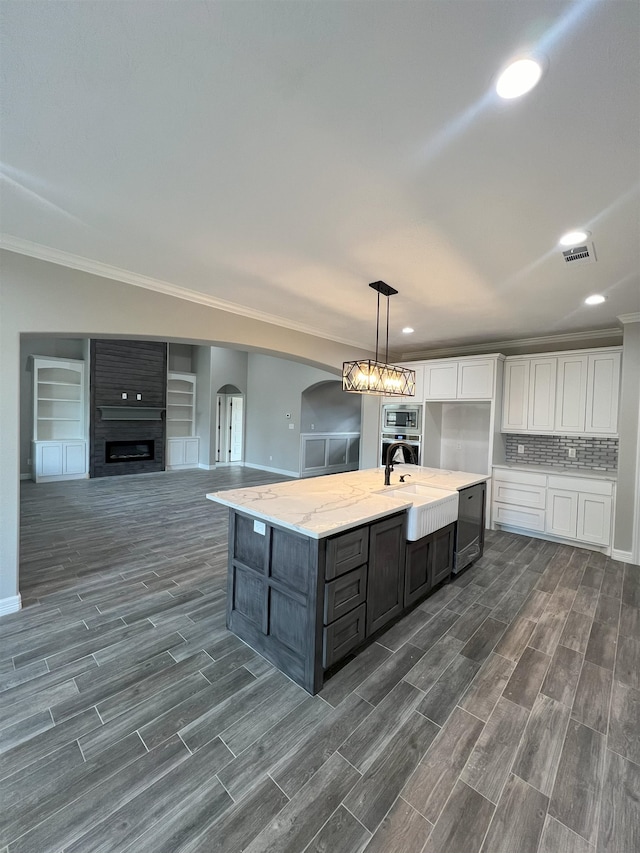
[401,327,623,360]
[617,313,640,325]
[0,234,372,352]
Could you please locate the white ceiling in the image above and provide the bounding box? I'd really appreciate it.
[1,0,639,356]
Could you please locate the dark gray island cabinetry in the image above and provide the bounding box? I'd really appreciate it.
[226,509,406,694]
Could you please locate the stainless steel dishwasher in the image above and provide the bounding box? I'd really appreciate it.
[453,481,486,574]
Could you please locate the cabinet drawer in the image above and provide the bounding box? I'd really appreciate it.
[323,603,366,669]
[493,503,546,532]
[493,468,547,487]
[493,481,546,509]
[547,475,613,496]
[324,565,367,625]
[325,526,369,579]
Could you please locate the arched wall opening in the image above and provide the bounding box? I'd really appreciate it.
[1,251,381,612]
[299,380,362,477]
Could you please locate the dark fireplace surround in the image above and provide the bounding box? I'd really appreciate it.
[90,340,167,478]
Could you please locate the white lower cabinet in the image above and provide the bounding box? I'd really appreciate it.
[32,440,87,482]
[493,467,615,550]
[166,437,200,469]
[546,489,578,539]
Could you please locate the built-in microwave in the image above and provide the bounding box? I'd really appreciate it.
[382,404,422,432]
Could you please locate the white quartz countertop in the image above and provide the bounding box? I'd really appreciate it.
[492,463,617,482]
[206,466,488,539]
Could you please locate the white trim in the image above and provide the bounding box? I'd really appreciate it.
[402,329,622,361]
[617,313,640,325]
[198,463,217,471]
[611,548,634,564]
[20,473,30,481]
[244,462,300,478]
[493,523,610,555]
[0,594,22,616]
[633,393,640,565]
[0,235,370,351]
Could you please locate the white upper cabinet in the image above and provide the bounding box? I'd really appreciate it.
[424,362,458,399]
[528,358,556,432]
[502,347,621,436]
[555,354,588,433]
[585,351,621,434]
[423,356,498,401]
[457,359,495,399]
[502,360,529,431]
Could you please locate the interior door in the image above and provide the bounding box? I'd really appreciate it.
[228,395,244,462]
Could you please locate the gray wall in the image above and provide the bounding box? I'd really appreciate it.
[300,381,361,433]
[168,343,195,373]
[615,321,640,554]
[245,354,340,476]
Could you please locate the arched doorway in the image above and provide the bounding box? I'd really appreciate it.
[300,380,361,477]
[216,384,244,464]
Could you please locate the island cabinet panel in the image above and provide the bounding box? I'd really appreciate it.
[366,514,406,635]
[323,604,366,668]
[227,510,323,694]
[325,527,369,578]
[405,537,431,607]
[404,522,456,607]
[432,523,456,585]
[324,565,367,624]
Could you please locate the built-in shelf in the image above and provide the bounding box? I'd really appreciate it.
[31,356,88,482]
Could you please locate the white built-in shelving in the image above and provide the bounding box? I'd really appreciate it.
[31,356,88,482]
[166,372,200,469]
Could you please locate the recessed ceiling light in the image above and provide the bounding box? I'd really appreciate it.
[584,294,606,305]
[496,57,544,99]
[560,229,590,246]
[402,327,414,335]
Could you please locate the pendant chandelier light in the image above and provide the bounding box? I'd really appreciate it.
[342,281,416,397]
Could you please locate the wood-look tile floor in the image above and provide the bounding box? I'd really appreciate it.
[2,467,639,853]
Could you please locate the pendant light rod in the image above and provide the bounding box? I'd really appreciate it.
[369,280,397,365]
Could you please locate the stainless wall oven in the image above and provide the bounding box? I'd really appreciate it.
[381,434,421,466]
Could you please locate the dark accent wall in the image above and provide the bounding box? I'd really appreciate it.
[90,340,167,477]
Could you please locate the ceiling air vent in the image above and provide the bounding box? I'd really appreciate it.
[562,242,597,265]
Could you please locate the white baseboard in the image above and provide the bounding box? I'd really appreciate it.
[611,548,633,564]
[0,594,22,616]
[245,462,300,478]
[494,524,610,555]
[198,463,217,470]
[20,473,30,480]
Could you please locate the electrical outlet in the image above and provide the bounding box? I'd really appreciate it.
[568,447,577,458]
[311,424,314,430]
[517,444,525,454]
[288,423,295,430]
[269,455,273,461]
[121,392,128,400]
[136,393,142,401]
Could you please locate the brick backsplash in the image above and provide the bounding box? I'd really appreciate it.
[505,434,618,472]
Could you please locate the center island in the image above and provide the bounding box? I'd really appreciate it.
[207,465,488,694]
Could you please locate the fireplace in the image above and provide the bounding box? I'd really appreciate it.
[106,440,155,464]
[90,340,167,477]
